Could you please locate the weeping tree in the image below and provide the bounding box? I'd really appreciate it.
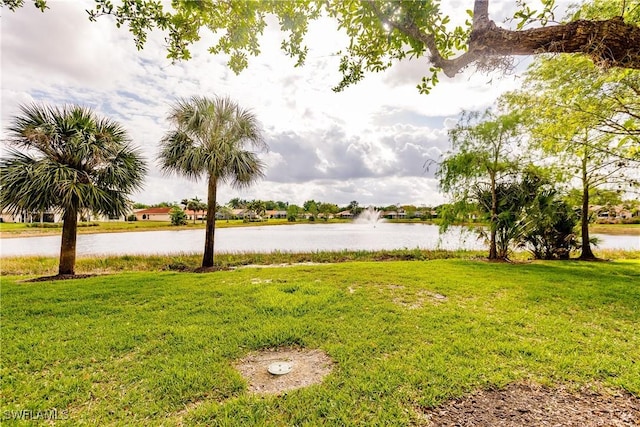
[0,104,147,276]
[438,110,522,259]
[158,96,267,269]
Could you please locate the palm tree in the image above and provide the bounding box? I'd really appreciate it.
[196,200,207,223]
[158,96,267,268]
[186,198,199,223]
[0,104,147,276]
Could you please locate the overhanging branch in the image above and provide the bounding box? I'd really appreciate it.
[368,0,640,78]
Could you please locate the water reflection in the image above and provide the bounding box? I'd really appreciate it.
[0,223,637,257]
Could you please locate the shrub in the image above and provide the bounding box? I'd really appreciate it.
[169,206,188,226]
[26,223,61,229]
[521,197,579,260]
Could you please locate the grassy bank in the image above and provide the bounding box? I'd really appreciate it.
[0,249,486,276]
[2,259,639,425]
[589,223,640,235]
[3,248,639,276]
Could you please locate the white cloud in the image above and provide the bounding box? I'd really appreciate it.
[1,0,573,207]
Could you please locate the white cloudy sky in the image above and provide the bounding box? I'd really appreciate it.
[1,0,575,207]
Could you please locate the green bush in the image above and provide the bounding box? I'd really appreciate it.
[26,223,61,228]
[622,217,640,224]
[169,206,188,226]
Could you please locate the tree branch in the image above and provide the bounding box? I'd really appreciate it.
[370,0,640,77]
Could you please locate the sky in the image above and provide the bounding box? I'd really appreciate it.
[1,0,574,208]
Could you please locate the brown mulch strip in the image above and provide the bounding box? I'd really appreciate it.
[421,383,640,426]
[22,274,98,282]
[192,266,233,273]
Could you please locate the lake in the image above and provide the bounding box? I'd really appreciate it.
[0,223,638,257]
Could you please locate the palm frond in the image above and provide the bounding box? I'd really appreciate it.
[1,103,147,216]
[158,95,267,183]
[226,151,266,189]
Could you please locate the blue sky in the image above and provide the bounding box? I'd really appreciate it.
[1,0,574,207]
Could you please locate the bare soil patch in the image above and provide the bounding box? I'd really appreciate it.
[382,284,447,310]
[420,382,639,426]
[235,347,334,395]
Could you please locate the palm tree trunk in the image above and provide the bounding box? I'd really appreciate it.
[59,203,78,275]
[202,175,218,268]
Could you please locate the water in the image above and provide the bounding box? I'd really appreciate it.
[0,223,637,257]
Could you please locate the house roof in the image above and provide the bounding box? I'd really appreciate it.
[266,210,287,215]
[136,207,172,215]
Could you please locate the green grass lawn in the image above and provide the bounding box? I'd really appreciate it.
[2,260,639,426]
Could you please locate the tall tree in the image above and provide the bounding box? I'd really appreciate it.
[5,1,639,92]
[0,104,146,275]
[347,200,360,215]
[227,197,246,209]
[217,205,233,222]
[303,200,319,219]
[438,110,522,259]
[185,196,204,224]
[158,96,267,268]
[247,199,267,219]
[506,54,639,259]
[287,204,301,222]
[318,202,339,220]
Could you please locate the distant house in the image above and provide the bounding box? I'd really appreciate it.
[265,210,287,219]
[0,209,60,223]
[337,210,353,219]
[382,210,406,219]
[0,208,129,223]
[184,209,205,222]
[231,209,247,219]
[134,207,172,221]
[590,205,636,223]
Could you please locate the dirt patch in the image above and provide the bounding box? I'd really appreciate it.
[237,262,325,269]
[235,347,334,395]
[385,285,447,310]
[420,382,640,426]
